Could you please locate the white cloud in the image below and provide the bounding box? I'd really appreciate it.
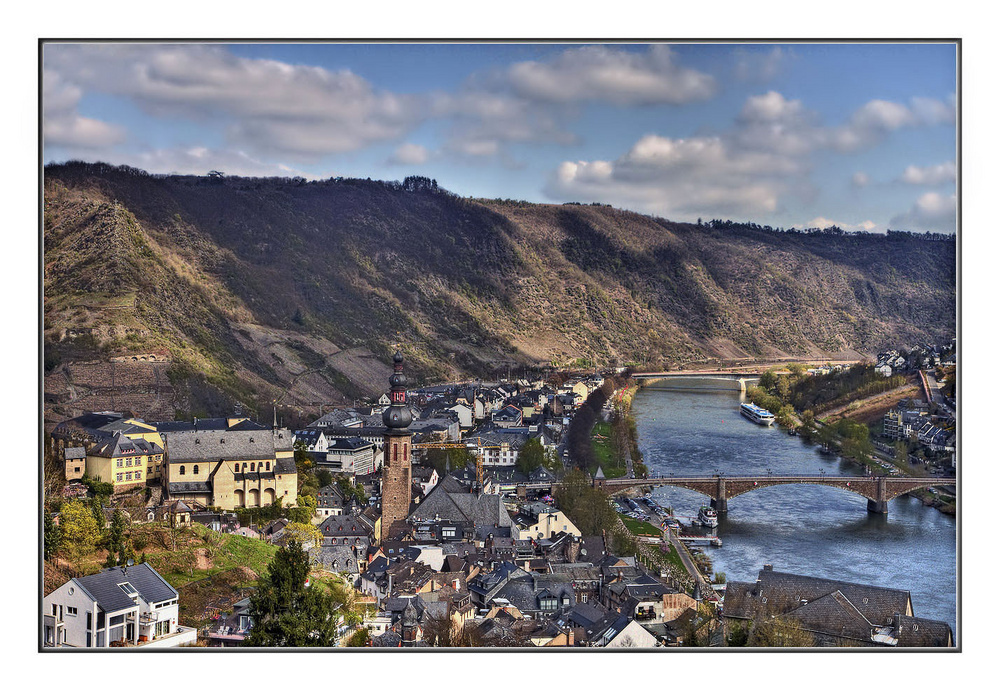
[544,89,956,220]
[900,161,956,186]
[505,45,716,106]
[910,95,956,125]
[852,171,870,187]
[388,143,429,166]
[43,69,125,149]
[44,44,425,160]
[433,90,576,160]
[545,133,797,217]
[889,192,957,233]
[739,91,805,123]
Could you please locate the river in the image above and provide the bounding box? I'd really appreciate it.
[632,387,958,638]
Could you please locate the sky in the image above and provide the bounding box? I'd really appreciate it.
[42,41,958,233]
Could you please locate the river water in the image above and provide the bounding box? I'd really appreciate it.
[632,387,958,637]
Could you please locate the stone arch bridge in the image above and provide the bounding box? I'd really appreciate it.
[521,475,956,515]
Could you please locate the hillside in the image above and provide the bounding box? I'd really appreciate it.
[42,162,956,424]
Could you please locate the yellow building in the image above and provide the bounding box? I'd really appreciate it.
[163,428,297,510]
[513,504,581,540]
[85,432,163,493]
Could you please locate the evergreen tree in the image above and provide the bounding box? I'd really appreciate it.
[516,438,545,475]
[43,511,62,560]
[243,541,340,647]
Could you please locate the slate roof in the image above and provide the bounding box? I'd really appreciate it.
[272,429,294,452]
[155,418,232,432]
[371,630,402,647]
[74,563,177,613]
[722,567,913,627]
[319,515,371,538]
[166,429,277,462]
[274,457,297,474]
[89,433,146,458]
[895,614,954,647]
[327,437,374,451]
[64,447,87,460]
[409,477,513,528]
[309,409,364,427]
[559,601,611,629]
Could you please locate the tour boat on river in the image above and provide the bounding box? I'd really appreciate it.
[698,505,719,528]
[740,402,775,426]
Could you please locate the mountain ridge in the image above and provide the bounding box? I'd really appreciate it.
[42,162,956,424]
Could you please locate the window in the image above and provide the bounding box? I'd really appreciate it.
[193,465,199,475]
[250,463,255,472]
[116,473,123,482]
[116,460,123,468]
[67,607,77,617]
[125,472,132,481]
[126,458,132,467]
[266,462,270,471]
[179,466,185,475]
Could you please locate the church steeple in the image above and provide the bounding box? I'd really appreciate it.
[380,350,413,543]
[382,351,412,429]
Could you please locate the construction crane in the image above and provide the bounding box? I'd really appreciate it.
[412,437,504,495]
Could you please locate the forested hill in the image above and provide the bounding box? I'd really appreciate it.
[42,162,956,423]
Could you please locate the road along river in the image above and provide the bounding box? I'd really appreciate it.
[632,387,958,636]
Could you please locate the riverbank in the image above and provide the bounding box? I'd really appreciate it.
[630,385,956,633]
[808,420,956,516]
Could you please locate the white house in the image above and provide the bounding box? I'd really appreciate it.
[448,403,474,429]
[43,563,197,648]
[604,619,659,648]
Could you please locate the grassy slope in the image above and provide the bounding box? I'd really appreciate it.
[44,522,278,630]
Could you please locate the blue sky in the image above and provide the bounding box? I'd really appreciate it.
[42,41,957,232]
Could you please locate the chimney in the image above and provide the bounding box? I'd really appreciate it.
[763,564,773,572]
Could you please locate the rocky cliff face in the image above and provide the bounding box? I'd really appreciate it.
[43,163,956,422]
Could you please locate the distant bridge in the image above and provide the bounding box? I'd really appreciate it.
[633,371,760,393]
[519,474,956,515]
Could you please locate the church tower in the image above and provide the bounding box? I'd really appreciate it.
[380,351,413,542]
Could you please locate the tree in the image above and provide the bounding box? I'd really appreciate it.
[284,522,323,550]
[44,511,62,560]
[243,541,340,647]
[61,499,101,558]
[554,469,616,535]
[344,628,370,647]
[748,615,815,647]
[516,438,545,475]
[316,468,334,489]
[289,494,317,524]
